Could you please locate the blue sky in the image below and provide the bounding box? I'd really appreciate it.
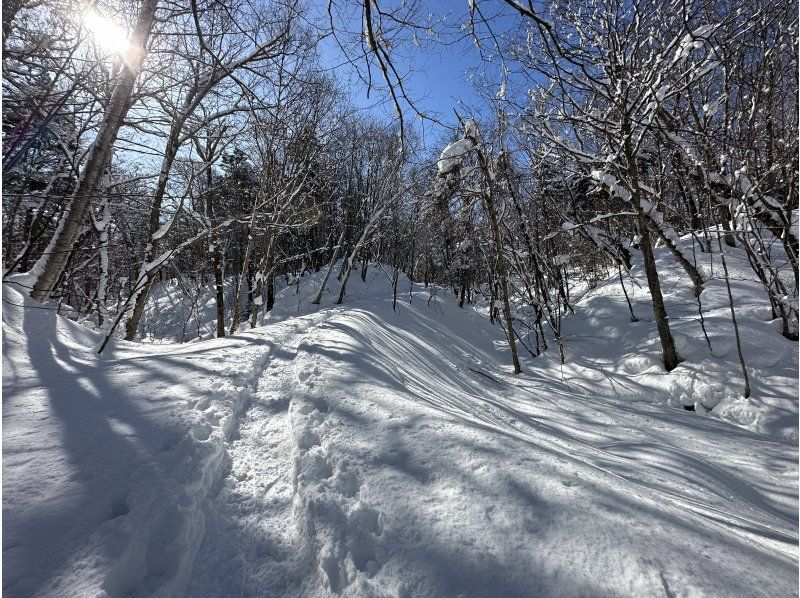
[313,0,519,148]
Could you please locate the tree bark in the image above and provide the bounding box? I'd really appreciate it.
[205,169,226,337]
[249,233,275,328]
[486,196,522,374]
[30,0,159,302]
[645,214,704,296]
[313,229,345,305]
[637,213,680,371]
[229,210,258,334]
[124,119,190,339]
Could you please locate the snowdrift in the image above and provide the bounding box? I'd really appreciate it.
[535,243,798,440]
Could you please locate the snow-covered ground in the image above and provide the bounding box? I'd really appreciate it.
[3,247,798,597]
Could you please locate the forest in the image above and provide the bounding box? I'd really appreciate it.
[2,0,798,596]
[3,0,795,365]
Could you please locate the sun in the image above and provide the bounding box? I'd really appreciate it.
[82,9,131,55]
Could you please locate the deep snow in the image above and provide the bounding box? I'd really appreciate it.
[3,246,798,597]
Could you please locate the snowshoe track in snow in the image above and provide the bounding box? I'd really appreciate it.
[186,310,391,597]
[99,340,277,597]
[186,312,342,596]
[290,385,388,596]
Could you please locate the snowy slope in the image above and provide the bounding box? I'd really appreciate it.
[2,285,310,596]
[186,260,798,597]
[133,277,251,343]
[3,248,798,597]
[536,245,799,441]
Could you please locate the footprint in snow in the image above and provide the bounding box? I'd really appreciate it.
[107,491,131,520]
[296,396,329,415]
[346,505,385,575]
[204,411,221,426]
[192,422,212,441]
[334,467,362,498]
[296,428,321,451]
[193,397,211,411]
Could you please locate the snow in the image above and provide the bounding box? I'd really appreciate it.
[150,217,174,241]
[127,276,261,342]
[3,285,278,595]
[437,138,474,175]
[590,169,632,201]
[671,25,717,66]
[3,245,798,597]
[553,254,571,266]
[703,97,722,116]
[553,244,797,435]
[436,119,481,175]
[495,80,506,100]
[463,118,479,141]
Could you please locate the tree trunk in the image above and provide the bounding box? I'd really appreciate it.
[124,125,187,339]
[474,139,521,374]
[208,202,225,337]
[266,274,275,311]
[646,216,704,296]
[714,223,750,397]
[211,245,225,336]
[485,192,522,374]
[123,277,153,340]
[30,0,159,302]
[624,114,680,371]
[638,213,680,371]
[336,255,356,304]
[94,199,112,326]
[230,211,257,334]
[313,229,345,305]
[249,233,275,328]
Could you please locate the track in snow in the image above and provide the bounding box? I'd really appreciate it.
[180,293,797,598]
[186,313,329,596]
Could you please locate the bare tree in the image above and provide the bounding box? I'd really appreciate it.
[27,0,159,302]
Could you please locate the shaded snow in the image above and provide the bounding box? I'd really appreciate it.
[3,285,282,596]
[3,247,798,597]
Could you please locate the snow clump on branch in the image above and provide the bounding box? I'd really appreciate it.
[437,119,479,175]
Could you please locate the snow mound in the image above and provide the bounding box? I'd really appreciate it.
[525,242,798,441]
[437,138,474,174]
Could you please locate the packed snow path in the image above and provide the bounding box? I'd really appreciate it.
[181,304,797,598]
[3,254,798,597]
[186,311,332,596]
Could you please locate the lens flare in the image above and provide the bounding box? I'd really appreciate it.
[82,9,131,55]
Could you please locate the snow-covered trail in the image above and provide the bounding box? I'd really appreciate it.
[182,286,796,597]
[3,251,798,597]
[186,311,332,596]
